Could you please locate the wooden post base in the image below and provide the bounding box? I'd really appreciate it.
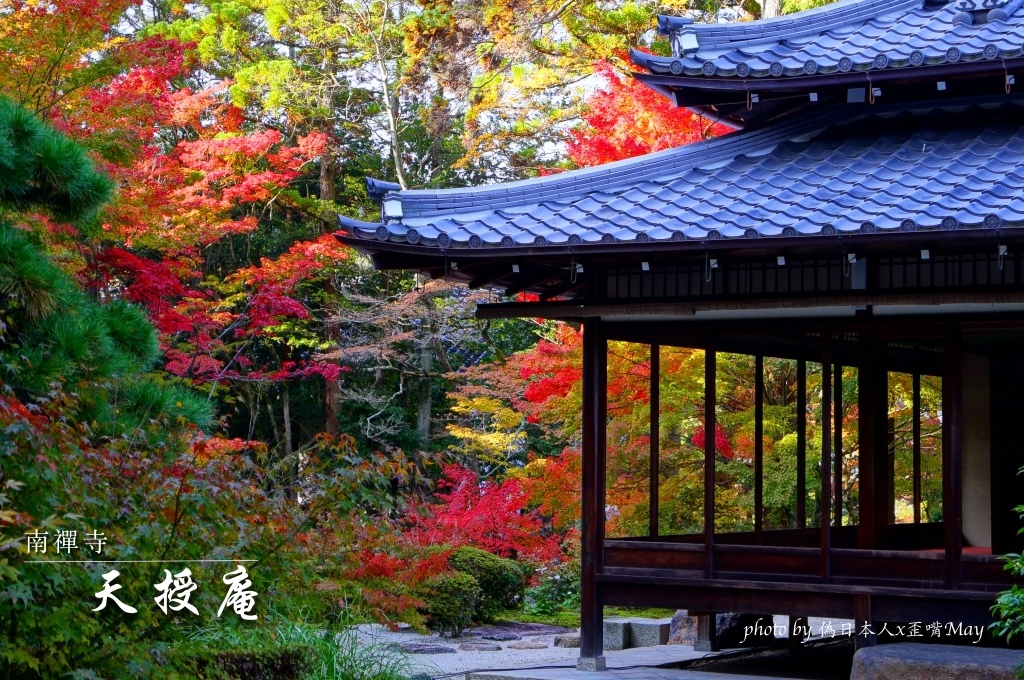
[694,613,720,652]
[576,656,607,671]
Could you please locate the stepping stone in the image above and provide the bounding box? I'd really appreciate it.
[459,642,502,652]
[603,618,631,651]
[554,633,580,648]
[399,642,457,654]
[479,632,521,641]
[508,640,548,650]
[630,618,672,647]
[852,642,1024,680]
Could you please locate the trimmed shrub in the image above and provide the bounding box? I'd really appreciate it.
[449,546,526,622]
[420,572,481,637]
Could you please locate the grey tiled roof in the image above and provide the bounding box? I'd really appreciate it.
[339,102,1024,249]
[631,0,1024,79]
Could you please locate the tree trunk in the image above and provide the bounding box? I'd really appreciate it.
[320,144,341,434]
[416,339,432,444]
[283,382,298,502]
[762,0,782,19]
[319,145,336,204]
[283,382,293,458]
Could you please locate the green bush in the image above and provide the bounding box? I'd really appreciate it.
[420,572,481,637]
[449,546,525,622]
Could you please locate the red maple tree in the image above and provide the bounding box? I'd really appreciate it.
[568,60,731,168]
[406,463,561,562]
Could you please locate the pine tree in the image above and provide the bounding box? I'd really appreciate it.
[0,97,209,431]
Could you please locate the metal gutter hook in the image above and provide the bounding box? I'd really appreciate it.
[704,244,718,283]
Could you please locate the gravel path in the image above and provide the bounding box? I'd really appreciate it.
[355,623,580,679]
[354,616,857,680]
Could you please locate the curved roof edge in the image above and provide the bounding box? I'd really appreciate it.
[338,97,1024,253]
[349,104,848,222]
[337,213,384,232]
[633,0,1024,84]
[664,0,923,51]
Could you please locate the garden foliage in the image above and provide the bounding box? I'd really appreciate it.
[448,546,526,622]
[419,572,481,638]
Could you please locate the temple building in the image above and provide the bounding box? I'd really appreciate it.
[338,0,1024,669]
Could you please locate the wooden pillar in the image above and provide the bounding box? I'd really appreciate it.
[650,344,660,538]
[797,360,807,529]
[755,354,764,538]
[854,594,876,649]
[913,373,922,524]
[579,318,606,670]
[834,364,843,527]
[886,416,897,525]
[858,336,887,549]
[820,336,832,581]
[704,346,716,578]
[943,323,963,589]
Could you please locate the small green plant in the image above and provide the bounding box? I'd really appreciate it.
[449,546,525,622]
[991,491,1024,678]
[991,504,1024,645]
[175,603,413,680]
[524,559,580,617]
[419,572,481,637]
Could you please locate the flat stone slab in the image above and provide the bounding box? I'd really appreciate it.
[852,642,1024,680]
[507,640,548,650]
[399,642,457,654]
[479,631,522,641]
[554,633,580,648]
[470,623,571,638]
[459,642,503,652]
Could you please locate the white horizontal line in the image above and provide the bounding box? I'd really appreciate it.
[27,559,258,564]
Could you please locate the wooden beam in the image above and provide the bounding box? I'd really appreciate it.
[539,280,583,302]
[943,323,964,589]
[579,318,606,662]
[705,346,717,578]
[503,266,572,297]
[650,344,660,539]
[468,265,517,290]
[755,354,764,538]
[797,360,807,529]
